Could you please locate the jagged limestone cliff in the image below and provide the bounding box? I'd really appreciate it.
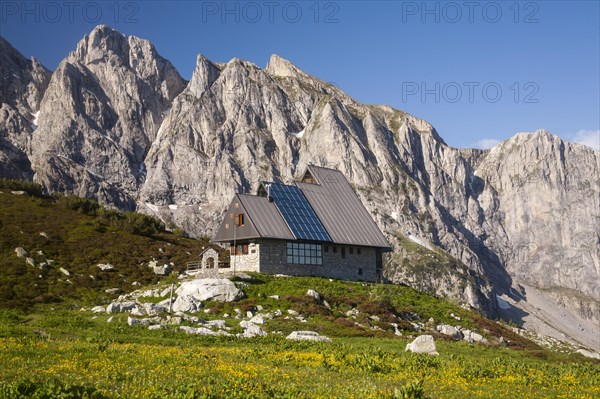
[1,26,598,350]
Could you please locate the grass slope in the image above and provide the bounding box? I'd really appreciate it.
[0,185,214,309]
[0,274,598,398]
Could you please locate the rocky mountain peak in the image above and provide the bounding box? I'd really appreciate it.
[72,24,129,64]
[265,54,304,77]
[187,54,221,97]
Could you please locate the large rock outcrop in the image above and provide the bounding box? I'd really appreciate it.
[30,25,186,208]
[0,36,50,179]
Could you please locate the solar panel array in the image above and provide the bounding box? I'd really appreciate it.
[266,183,332,242]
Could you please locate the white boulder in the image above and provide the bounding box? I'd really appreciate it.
[172,295,203,313]
[175,278,244,302]
[14,247,27,258]
[239,321,267,338]
[306,289,322,302]
[97,263,115,272]
[405,335,439,355]
[286,331,332,343]
[437,324,463,340]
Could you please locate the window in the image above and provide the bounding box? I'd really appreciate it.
[357,248,361,255]
[286,242,322,265]
[341,247,346,259]
[237,213,245,226]
[333,246,337,253]
[349,247,354,254]
[324,245,329,252]
[358,268,363,276]
[230,244,249,255]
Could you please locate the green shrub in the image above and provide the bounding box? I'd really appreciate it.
[0,378,106,399]
[122,212,164,236]
[393,379,430,399]
[0,178,44,197]
[55,195,100,215]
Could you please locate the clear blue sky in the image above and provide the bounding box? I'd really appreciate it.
[2,0,599,149]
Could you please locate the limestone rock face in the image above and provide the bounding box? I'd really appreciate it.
[1,27,598,350]
[0,36,50,179]
[30,25,186,208]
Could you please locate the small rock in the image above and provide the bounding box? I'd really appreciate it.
[166,316,182,325]
[149,324,165,330]
[274,309,283,317]
[268,295,280,300]
[437,324,463,340]
[107,301,136,314]
[256,305,264,311]
[46,259,55,265]
[405,335,439,355]
[128,316,161,327]
[246,311,254,318]
[306,289,322,303]
[39,232,49,239]
[91,306,106,313]
[239,321,267,338]
[249,315,265,325]
[462,330,486,343]
[130,306,146,316]
[11,190,27,195]
[143,302,167,316]
[180,326,230,337]
[287,309,299,316]
[172,295,202,313]
[207,319,227,329]
[223,313,230,318]
[107,316,113,323]
[286,331,332,343]
[26,257,36,267]
[59,268,70,276]
[153,264,171,276]
[105,288,122,295]
[37,250,44,256]
[97,263,116,272]
[345,308,360,317]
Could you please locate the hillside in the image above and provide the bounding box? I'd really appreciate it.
[0,272,598,398]
[1,184,598,397]
[0,181,217,309]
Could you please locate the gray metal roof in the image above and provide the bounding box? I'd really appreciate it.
[213,165,390,250]
[237,194,296,240]
[296,165,391,249]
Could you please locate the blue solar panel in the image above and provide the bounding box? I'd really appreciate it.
[266,183,332,242]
